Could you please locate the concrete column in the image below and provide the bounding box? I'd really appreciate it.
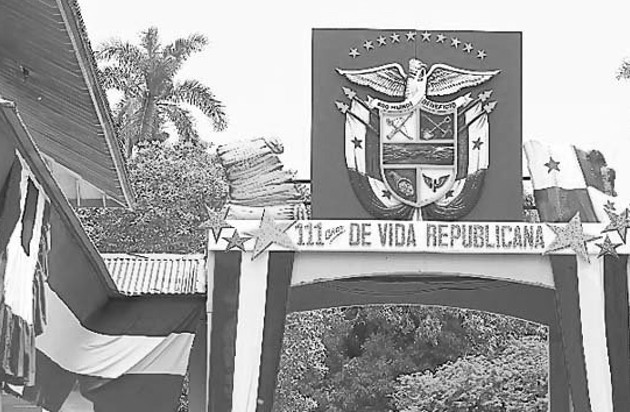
[550,318,570,412]
[188,316,207,412]
[204,250,214,412]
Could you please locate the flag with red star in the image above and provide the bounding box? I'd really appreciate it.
[524,140,621,223]
[527,141,630,412]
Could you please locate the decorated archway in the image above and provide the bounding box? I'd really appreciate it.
[203,217,629,412]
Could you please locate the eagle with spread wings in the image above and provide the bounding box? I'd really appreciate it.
[337,59,499,102]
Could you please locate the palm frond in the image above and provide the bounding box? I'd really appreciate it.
[140,27,161,58]
[162,104,199,143]
[169,80,227,131]
[96,39,144,70]
[161,34,208,81]
[116,99,144,155]
[98,66,143,97]
[165,34,208,60]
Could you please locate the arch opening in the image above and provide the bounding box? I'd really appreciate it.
[271,271,565,412]
[274,302,550,412]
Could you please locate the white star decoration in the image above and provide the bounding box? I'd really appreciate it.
[545,213,601,262]
[602,208,630,243]
[199,206,232,242]
[459,93,473,106]
[478,90,493,102]
[346,31,487,66]
[248,212,297,260]
[342,86,357,100]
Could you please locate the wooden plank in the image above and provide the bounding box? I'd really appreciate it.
[0,79,100,129]
[0,0,132,206]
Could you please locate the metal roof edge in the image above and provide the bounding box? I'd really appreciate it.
[101,253,206,259]
[0,99,120,296]
[55,0,135,209]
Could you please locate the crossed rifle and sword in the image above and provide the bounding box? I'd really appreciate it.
[385,113,452,140]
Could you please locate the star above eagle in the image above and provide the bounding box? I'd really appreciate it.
[336,58,499,104]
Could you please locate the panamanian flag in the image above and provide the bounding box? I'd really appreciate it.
[525,140,630,412]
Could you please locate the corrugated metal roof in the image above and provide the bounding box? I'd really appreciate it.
[0,0,133,207]
[102,254,206,296]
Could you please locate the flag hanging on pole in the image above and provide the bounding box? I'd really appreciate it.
[525,140,630,412]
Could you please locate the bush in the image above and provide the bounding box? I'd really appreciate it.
[392,337,549,412]
[77,142,228,253]
[273,306,548,412]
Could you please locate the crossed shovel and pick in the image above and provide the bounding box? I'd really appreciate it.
[385,113,452,140]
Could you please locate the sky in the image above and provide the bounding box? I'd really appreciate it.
[80,0,630,185]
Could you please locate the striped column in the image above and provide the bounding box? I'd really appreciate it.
[208,251,294,412]
[550,255,630,412]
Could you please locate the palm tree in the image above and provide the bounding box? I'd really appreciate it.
[97,27,227,155]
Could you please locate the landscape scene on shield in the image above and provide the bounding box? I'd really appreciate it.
[62,3,630,411]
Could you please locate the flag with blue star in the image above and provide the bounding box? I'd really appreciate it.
[248,212,297,260]
[544,157,560,173]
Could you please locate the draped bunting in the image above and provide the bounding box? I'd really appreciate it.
[0,154,50,386]
[208,251,295,412]
[22,282,204,412]
[0,153,203,411]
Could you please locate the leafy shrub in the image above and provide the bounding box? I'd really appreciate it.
[392,337,548,412]
[77,141,228,253]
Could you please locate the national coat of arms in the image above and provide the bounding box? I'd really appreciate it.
[336,42,500,220]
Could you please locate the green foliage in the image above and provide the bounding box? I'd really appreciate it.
[275,309,344,412]
[273,306,548,412]
[97,27,227,155]
[177,373,190,412]
[617,59,630,80]
[392,337,549,412]
[77,142,228,253]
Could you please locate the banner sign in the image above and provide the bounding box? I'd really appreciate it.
[311,29,522,221]
[207,218,626,258]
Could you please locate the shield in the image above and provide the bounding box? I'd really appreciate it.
[380,102,458,207]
